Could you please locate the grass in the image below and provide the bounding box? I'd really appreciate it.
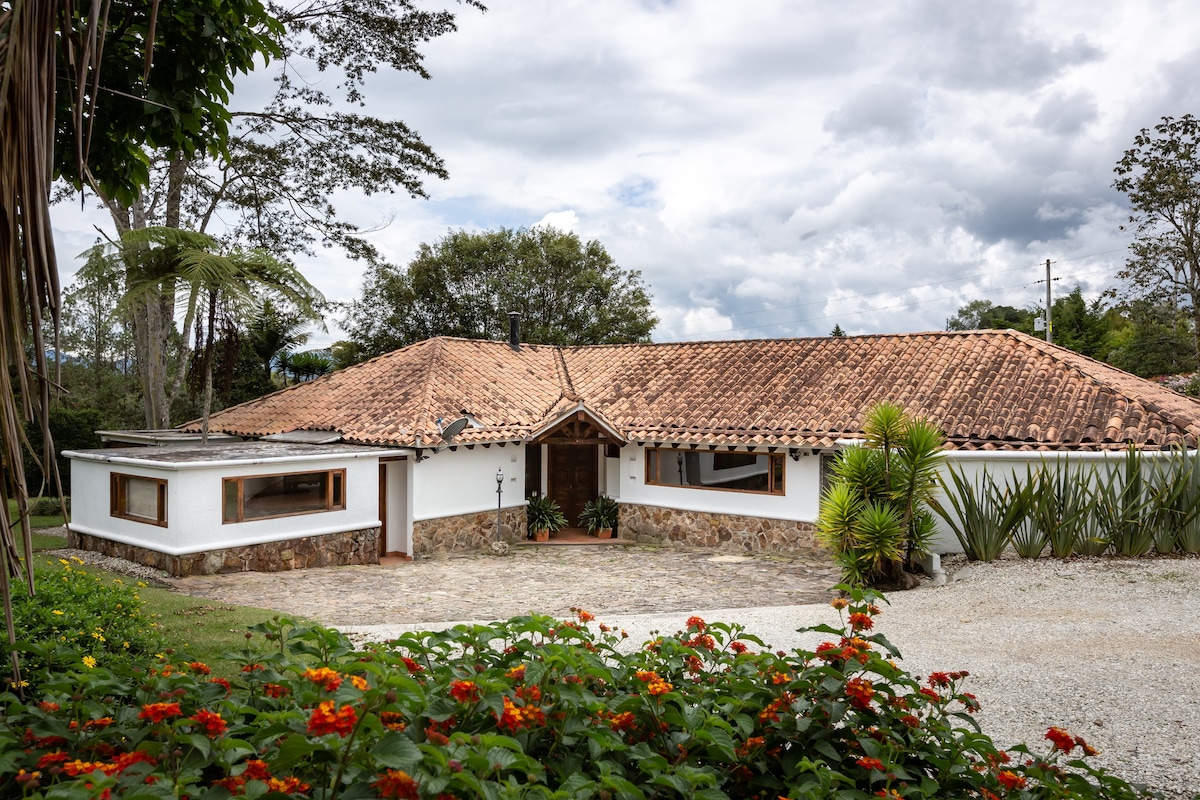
[6,497,68,551]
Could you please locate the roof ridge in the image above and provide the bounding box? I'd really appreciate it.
[554,348,578,400]
[414,338,445,443]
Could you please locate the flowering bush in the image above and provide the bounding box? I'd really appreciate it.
[0,590,1164,798]
[8,558,165,691]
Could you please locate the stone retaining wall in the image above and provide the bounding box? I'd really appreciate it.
[618,503,822,554]
[412,507,526,556]
[67,527,380,577]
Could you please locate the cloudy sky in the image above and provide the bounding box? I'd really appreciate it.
[51,0,1200,347]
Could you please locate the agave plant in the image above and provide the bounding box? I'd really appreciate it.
[1030,461,1094,559]
[930,465,1032,562]
[1094,449,1155,557]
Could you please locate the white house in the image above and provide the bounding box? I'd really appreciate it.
[64,329,1200,575]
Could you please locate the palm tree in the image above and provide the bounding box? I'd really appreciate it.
[116,228,325,439]
[246,298,316,384]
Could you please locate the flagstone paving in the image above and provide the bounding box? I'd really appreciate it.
[166,544,842,627]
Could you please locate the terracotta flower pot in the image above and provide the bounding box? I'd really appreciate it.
[595,527,613,539]
[533,529,550,542]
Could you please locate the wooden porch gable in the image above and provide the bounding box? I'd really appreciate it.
[534,410,624,447]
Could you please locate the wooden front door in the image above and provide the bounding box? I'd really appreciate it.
[548,444,598,527]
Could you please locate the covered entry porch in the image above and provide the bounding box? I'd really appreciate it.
[525,404,624,537]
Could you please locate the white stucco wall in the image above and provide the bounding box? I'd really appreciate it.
[68,451,390,556]
[617,445,823,521]
[412,445,525,521]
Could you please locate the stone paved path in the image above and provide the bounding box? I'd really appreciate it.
[167,544,842,627]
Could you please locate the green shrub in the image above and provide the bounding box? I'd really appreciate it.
[28,496,70,517]
[8,558,166,691]
[0,591,1163,799]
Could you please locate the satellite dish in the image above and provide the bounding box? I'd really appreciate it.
[438,416,470,442]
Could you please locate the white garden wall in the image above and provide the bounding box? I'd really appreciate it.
[411,445,525,521]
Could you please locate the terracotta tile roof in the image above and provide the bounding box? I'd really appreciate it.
[189,330,1200,452]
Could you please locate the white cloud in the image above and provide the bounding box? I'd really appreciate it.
[51,0,1196,349]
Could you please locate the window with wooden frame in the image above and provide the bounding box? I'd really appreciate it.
[644,448,785,495]
[223,469,346,523]
[110,473,168,526]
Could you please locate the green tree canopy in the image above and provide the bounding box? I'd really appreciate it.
[1112,114,1200,361]
[344,227,657,360]
[944,299,1034,332]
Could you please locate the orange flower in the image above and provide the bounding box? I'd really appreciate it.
[380,711,407,732]
[830,597,850,610]
[496,696,546,731]
[264,683,290,698]
[1045,726,1076,753]
[188,662,211,675]
[449,680,480,704]
[401,656,424,674]
[848,612,873,631]
[844,677,874,709]
[606,711,636,732]
[307,701,358,736]
[189,709,227,737]
[856,756,885,771]
[137,702,182,723]
[268,776,311,794]
[372,769,420,799]
[506,665,526,680]
[303,667,344,691]
[350,675,369,691]
[82,717,115,730]
[241,759,273,781]
[686,615,707,631]
[730,641,749,654]
[997,770,1026,790]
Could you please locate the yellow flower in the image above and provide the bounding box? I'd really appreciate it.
[91,632,106,642]
[82,656,97,669]
[51,609,64,616]
[8,679,29,688]
[71,556,84,564]
[122,641,130,649]
[58,558,69,566]
[137,581,147,588]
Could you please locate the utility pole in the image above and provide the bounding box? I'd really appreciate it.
[1045,258,1053,345]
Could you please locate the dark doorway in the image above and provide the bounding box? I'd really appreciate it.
[548,444,598,527]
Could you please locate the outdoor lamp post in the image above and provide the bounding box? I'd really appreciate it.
[495,468,504,541]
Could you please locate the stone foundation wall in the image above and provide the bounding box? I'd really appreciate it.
[618,503,822,554]
[412,507,527,556]
[67,527,380,577]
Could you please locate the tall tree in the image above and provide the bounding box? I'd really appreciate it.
[116,228,325,438]
[70,1,482,428]
[343,226,658,360]
[1112,114,1200,361]
[944,300,1034,332]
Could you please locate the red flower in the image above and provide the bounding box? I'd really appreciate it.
[264,683,290,698]
[997,770,1026,790]
[856,756,886,771]
[401,657,424,674]
[901,714,920,728]
[606,711,636,732]
[730,641,748,654]
[1045,726,1076,753]
[37,701,60,712]
[241,759,272,781]
[844,677,875,709]
[37,751,70,769]
[137,702,182,723]
[307,701,358,737]
[686,615,707,631]
[188,661,211,675]
[496,696,546,731]
[189,709,227,737]
[449,680,480,704]
[268,776,311,794]
[209,677,231,694]
[380,711,407,732]
[373,769,420,800]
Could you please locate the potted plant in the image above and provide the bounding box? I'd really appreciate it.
[526,495,568,541]
[580,495,619,538]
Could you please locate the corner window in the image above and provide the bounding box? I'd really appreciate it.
[223,469,346,523]
[110,473,167,526]
[645,448,784,495]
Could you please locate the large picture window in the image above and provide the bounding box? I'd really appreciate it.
[645,448,784,495]
[223,469,346,523]
[110,473,168,526]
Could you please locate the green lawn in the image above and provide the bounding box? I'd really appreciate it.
[6,497,68,551]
